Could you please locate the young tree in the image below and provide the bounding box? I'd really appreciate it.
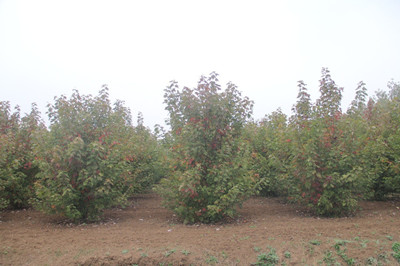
[155,72,257,223]
[33,88,133,221]
[288,69,363,216]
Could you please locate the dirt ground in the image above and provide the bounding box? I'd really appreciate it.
[0,193,399,265]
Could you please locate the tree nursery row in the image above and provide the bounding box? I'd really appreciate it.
[1,68,399,223]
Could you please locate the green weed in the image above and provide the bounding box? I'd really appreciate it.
[254,246,262,252]
[205,255,219,264]
[181,249,190,255]
[240,236,251,241]
[322,250,338,266]
[310,240,321,246]
[164,248,176,257]
[334,240,356,265]
[392,242,400,262]
[254,248,279,266]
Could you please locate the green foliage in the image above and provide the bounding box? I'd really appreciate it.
[155,72,257,224]
[0,102,44,209]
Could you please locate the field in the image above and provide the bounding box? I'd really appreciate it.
[1,193,399,265]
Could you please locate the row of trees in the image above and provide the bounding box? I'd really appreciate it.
[1,70,399,222]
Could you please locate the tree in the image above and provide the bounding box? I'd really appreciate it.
[288,69,363,216]
[155,72,257,223]
[359,81,400,200]
[33,88,133,221]
[0,102,44,209]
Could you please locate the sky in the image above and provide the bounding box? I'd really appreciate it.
[1,0,399,129]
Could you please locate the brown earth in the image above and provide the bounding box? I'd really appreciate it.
[0,193,399,265]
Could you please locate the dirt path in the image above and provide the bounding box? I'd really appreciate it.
[1,194,399,265]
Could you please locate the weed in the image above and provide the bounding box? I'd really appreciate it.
[334,240,356,265]
[386,235,393,241]
[164,248,176,257]
[334,239,351,246]
[378,252,388,262]
[255,248,279,266]
[254,246,262,252]
[221,251,228,259]
[284,251,291,258]
[249,225,257,228]
[181,249,190,255]
[307,245,315,256]
[322,250,337,266]
[1,246,10,255]
[205,255,218,264]
[392,242,400,262]
[121,249,129,254]
[360,240,368,248]
[268,237,275,241]
[141,252,148,257]
[365,257,377,265]
[310,240,321,246]
[240,236,251,241]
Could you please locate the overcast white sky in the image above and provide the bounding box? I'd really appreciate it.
[1,0,399,128]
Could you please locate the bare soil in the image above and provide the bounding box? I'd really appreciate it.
[1,193,399,265]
